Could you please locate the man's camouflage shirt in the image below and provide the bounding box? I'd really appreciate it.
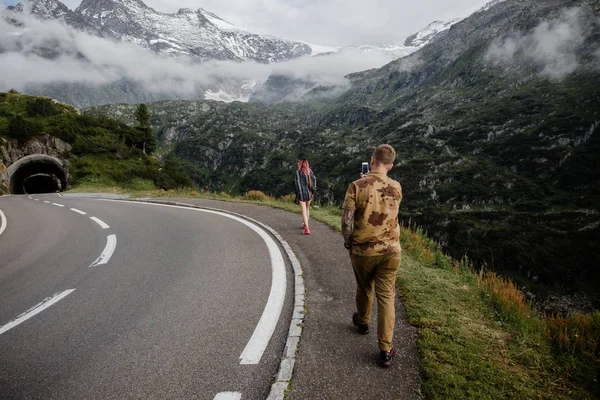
[343,172,403,256]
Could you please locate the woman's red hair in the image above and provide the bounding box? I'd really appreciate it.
[298,159,311,176]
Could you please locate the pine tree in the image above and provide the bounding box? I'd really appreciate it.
[134,104,150,128]
[133,104,154,154]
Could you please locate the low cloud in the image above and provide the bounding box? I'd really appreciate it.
[485,7,589,80]
[390,54,423,73]
[270,49,391,86]
[0,13,400,102]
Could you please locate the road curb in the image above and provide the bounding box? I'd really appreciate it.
[123,198,305,400]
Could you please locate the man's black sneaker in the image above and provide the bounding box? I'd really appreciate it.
[352,312,369,334]
[380,348,396,368]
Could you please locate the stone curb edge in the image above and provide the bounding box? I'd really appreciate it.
[123,198,304,400]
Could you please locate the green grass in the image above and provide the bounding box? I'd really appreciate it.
[67,185,599,399]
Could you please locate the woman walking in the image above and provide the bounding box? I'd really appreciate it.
[295,158,317,235]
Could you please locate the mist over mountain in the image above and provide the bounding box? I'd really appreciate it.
[0,0,461,106]
[86,0,600,306]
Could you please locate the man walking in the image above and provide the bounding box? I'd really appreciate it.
[342,144,403,368]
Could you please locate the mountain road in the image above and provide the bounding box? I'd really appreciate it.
[0,194,292,400]
[0,194,421,399]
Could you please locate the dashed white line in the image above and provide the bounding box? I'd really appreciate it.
[214,393,242,400]
[0,209,7,236]
[70,208,87,215]
[90,234,117,267]
[98,199,286,365]
[35,199,40,202]
[52,203,65,207]
[43,201,51,204]
[90,217,109,229]
[0,289,76,336]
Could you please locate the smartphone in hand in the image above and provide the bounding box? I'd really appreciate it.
[361,162,369,175]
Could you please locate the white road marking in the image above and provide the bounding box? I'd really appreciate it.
[214,393,242,400]
[0,209,7,236]
[28,195,33,200]
[52,203,65,207]
[90,234,117,267]
[57,193,64,197]
[0,289,76,336]
[90,217,110,229]
[70,208,87,215]
[35,199,40,202]
[98,200,287,365]
[44,201,51,204]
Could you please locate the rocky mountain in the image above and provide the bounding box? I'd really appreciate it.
[0,0,312,107]
[85,0,600,305]
[6,0,312,63]
[1,0,466,107]
[249,20,461,104]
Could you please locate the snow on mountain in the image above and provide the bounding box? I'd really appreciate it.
[7,0,313,63]
[403,19,461,47]
[1,0,466,105]
[7,0,71,20]
[343,19,461,61]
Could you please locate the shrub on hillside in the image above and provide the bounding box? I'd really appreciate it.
[27,98,60,117]
[72,131,120,154]
[7,115,43,143]
[244,190,271,201]
[545,312,600,393]
[155,158,192,190]
[280,193,296,203]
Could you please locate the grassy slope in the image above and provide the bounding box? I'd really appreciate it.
[0,92,192,192]
[69,186,598,399]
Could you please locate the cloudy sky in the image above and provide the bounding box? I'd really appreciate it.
[1,0,491,46]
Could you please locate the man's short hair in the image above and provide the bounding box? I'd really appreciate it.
[372,144,396,165]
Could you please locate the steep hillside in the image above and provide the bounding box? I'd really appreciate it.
[0,92,188,192]
[85,0,600,306]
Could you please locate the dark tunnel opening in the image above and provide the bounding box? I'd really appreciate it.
[9,158,67,195]
[23,174,61,194]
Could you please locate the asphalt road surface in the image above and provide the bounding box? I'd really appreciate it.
[0,194,293,400]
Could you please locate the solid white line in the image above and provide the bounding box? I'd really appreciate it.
[90,217,110,229]
[214,392,242,400]
[0,209,7,236]
[90,234,117,267]
[52,203,65,207]
[98,200,287,365]
[70,208,87,215]
[0,289,76,335]
[238,220,287,365]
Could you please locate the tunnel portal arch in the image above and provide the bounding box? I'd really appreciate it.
[7,155,68,194]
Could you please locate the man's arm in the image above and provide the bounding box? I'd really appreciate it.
[341,208,355,249]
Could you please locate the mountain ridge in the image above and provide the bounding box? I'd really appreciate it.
[6,0,313,63]
[1,0,465,106]
[83,0,600,302]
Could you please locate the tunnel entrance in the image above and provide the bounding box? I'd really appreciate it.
[7,155,68,194]
[23,174,62,194]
